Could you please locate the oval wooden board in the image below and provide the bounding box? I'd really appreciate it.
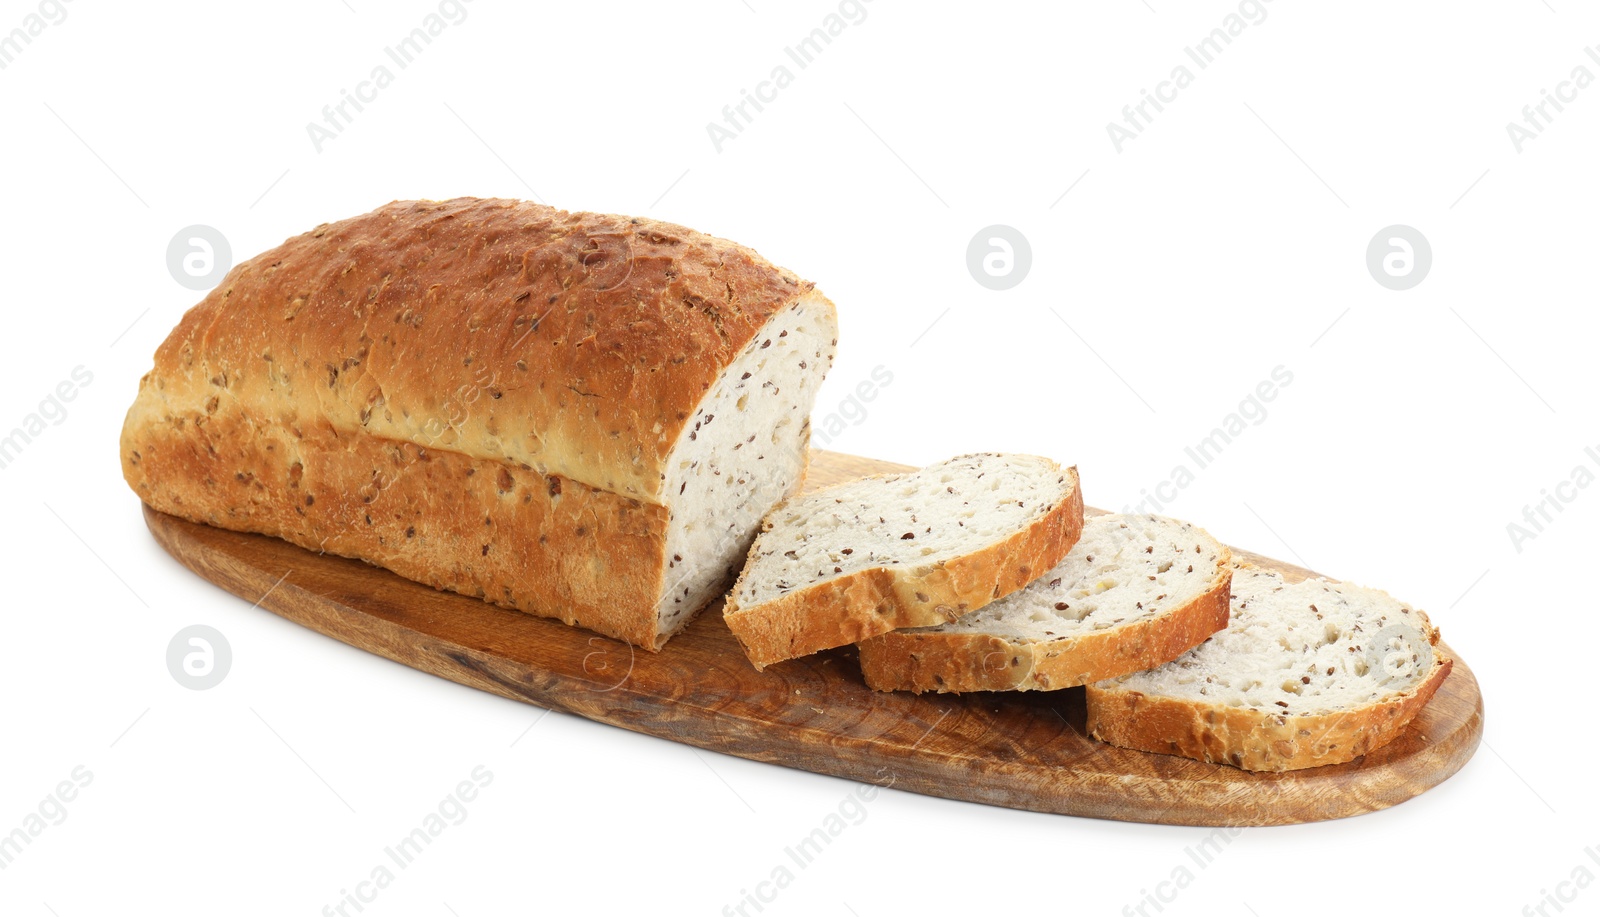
[143,450,1483,826]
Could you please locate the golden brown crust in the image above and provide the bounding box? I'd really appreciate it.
[123,400,668,646]
[133,198,813,502]
[1084,649,1454,772]
[857,560,1231,693]
[721,468,1085,669]
[121,198,822,649]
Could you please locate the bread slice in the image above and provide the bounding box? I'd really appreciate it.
[857,514,1230,693]
[1085,565,1453,772]
[722,454,1084,669]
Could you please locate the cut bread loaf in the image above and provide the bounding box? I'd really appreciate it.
[857,514,1230,693]
[722,454,1084,669]
[121,198,838,649]
[1086,565,1452,772]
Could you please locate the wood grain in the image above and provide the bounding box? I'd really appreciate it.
[142,450,1484,826]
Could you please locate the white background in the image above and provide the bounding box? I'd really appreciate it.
[2,0,1595,914]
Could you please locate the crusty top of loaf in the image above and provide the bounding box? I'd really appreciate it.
[141,197,820,502]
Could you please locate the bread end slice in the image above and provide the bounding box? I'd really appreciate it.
[1085,565,1453,772]
[1085,654,1451,772]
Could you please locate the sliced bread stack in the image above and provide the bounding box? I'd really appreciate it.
[720,454,1453,772]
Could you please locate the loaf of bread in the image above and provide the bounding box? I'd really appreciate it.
[121,198,838,649]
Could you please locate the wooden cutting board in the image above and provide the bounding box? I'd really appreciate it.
[143,450,1483,826]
